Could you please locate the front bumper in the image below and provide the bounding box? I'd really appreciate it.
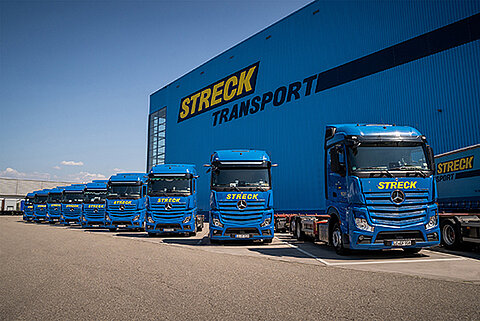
[145,210,196,234]
[105,210,145,229]
[60,215,82,225]
[209,210,274,241]
[348,205,440,250]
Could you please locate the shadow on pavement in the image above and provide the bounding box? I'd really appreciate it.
[430,245,480,260]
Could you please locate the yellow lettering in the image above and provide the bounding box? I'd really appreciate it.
[223,76,238,101]
[378,182,385,189]
[459,158,465,170]
[211,81,224,106]
[466,156,474,169]
[197,88,211,112]
[447,161,454,173]
[437,163,443,174]
[252,194,258,200]
[226,194,231,200]
[247,194,252,199]
[188,92,201,115]
[397,182,404,189]
[180,97,190,119]
[237,66,256,95]
[410,181,417,189]
[404,181,410,189]
[454,159,459,171]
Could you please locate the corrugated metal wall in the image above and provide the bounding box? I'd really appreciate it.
[149,0,480,212]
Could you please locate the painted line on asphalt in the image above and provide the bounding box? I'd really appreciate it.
[277,239,331,265]
[327,257,466,266]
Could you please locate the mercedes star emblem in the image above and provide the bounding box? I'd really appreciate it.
[165,203,173,210]
[237,200,247,210]
[391,190,405,204]
[119,204,125,211]
[93,208,98,213]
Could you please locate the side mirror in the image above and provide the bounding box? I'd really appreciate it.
[203,164,211,167]
[427,145,435,171]
[271,164,278,167]
[193,175,199,178]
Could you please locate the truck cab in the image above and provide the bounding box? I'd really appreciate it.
[47,187,65,224]
[106,173,148,231]
[82,180,108,228]
[33,189,49,222]
[321,124,439,253]
[207,150,275,243]
[145,164,203,236]
[60,184,85,225]
[23,192,35,222]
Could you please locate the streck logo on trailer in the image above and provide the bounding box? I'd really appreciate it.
[177,62,259,123]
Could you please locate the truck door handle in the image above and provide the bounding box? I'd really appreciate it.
[333,192,337,197]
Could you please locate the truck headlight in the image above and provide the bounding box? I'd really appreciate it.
[133,215,140,221]
[260,217,271,227]
[355,218,374,232]
[147,216,155,224]
[212,218,223,228]
[425,213,438,230]
[183,215,191,224]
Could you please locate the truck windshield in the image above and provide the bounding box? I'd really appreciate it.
[47,193,62,203]
[148,177,191,196]
[107,185,142,199]
[84,190,107,203]
[63,192,84,203]
[212,168,270,190]
[34,196,48,204]
[347,143,430,175]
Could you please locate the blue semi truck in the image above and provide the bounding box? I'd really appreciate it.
[291,124,440,254]
[33,189,50,222]
[145,164,203,236]
[23,192,35,222]
[47,187,65,224]
[82,180,108,228]
[435,144,480,249]
[206,150,275,243]
[106,173,148,231]
[60,184,85,225]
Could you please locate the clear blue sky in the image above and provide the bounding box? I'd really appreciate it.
[0,0,310,182]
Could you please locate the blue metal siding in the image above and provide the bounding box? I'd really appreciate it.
[149,0,480,212]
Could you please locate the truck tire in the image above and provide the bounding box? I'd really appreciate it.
[197,222,203,232]
[109,228,117,232]
[403,248,421,254]
[210,238,221,245]
[331,222,348,255]
[147,232,156,237]
[263,238,273,244]
[441,220,461,249]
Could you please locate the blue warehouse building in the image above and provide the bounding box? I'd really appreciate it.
[148,0,480,214]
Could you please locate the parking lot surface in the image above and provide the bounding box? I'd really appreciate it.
[1,216,479,320]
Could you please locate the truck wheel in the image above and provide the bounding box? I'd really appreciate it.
[147,232,156,237]
[441,220,461,249]
[403,248,421,254]
[331,222,348,255]
[210,238,221,245]
[109,228,117,232]
[263,238,273,244]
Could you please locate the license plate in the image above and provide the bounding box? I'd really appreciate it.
[235,234,250,239]
[164,228,175,232]
[118,225,127,228]
[392,240,412,246]
[93,225,99,227]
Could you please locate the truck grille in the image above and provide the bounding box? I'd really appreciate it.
[149,203,187,221]
[83,207,105,220]
[364,190,429,226]
[108,204,137,219]
[217,200,266,225]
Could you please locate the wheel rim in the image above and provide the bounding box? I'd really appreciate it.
[296,222,301,239]
[332,228,341,248]
[442,224,455,245]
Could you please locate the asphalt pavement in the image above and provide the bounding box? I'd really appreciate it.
[1,216,479,320]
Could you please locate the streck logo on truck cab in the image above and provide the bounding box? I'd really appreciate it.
[157,198,180,203]
[178,62,259,123]
[377,181,417,189]
[226,193,259,200]
[113,200,132,205]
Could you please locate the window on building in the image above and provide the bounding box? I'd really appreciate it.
[147,107,166,171]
